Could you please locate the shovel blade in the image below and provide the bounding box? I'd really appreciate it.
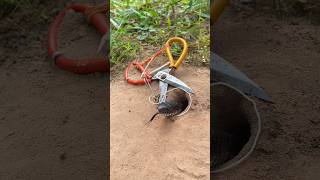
[211,53,271,101]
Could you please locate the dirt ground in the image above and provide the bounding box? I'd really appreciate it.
[213,5,320,180]
[1,0,320,179]
[110,67,210,180]
[0,1,108,179]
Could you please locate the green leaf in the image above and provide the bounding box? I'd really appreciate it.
[199,12,209,19]
[137,33,148,40]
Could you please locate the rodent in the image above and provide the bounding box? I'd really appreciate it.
[146,89,189,124]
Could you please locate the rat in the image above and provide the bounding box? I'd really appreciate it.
[146,89,189,125]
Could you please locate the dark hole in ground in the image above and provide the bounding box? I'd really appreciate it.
[148,89,189,122]
[59,153,66,161]
[158,89,189,116]
[211,84,252,168]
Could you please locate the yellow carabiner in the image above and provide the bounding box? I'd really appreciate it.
[165,37,188,69]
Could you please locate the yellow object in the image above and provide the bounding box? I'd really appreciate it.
[165,37,188,69]
[211,0,229,23]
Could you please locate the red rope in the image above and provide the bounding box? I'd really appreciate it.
[124,45,168,85]
[48,3,109,74]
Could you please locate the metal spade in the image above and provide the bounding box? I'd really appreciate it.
[211,52,271,101]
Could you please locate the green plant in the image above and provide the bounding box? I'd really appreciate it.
[111,0,210,69]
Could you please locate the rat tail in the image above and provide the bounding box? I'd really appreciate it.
[146,112,159,126]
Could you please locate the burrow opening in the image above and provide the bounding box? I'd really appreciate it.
[211,84,253,168]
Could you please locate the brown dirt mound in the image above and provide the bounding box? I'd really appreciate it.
[110,67,210,180]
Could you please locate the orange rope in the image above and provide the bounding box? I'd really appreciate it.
[124,44,170,85]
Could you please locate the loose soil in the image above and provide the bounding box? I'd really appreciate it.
[0,0,108,179]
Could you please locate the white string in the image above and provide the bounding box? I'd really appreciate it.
[51,51,64,62]
[140,52,159,79]
[140,59,152,78]
[140,45,169,78]
[211,82,262,174]
[147,87,179,105]
[145,77,160,104]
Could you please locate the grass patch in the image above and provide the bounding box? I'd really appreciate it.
[111,0,210,70]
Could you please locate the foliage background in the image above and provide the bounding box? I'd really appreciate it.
[110,0,210,69]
